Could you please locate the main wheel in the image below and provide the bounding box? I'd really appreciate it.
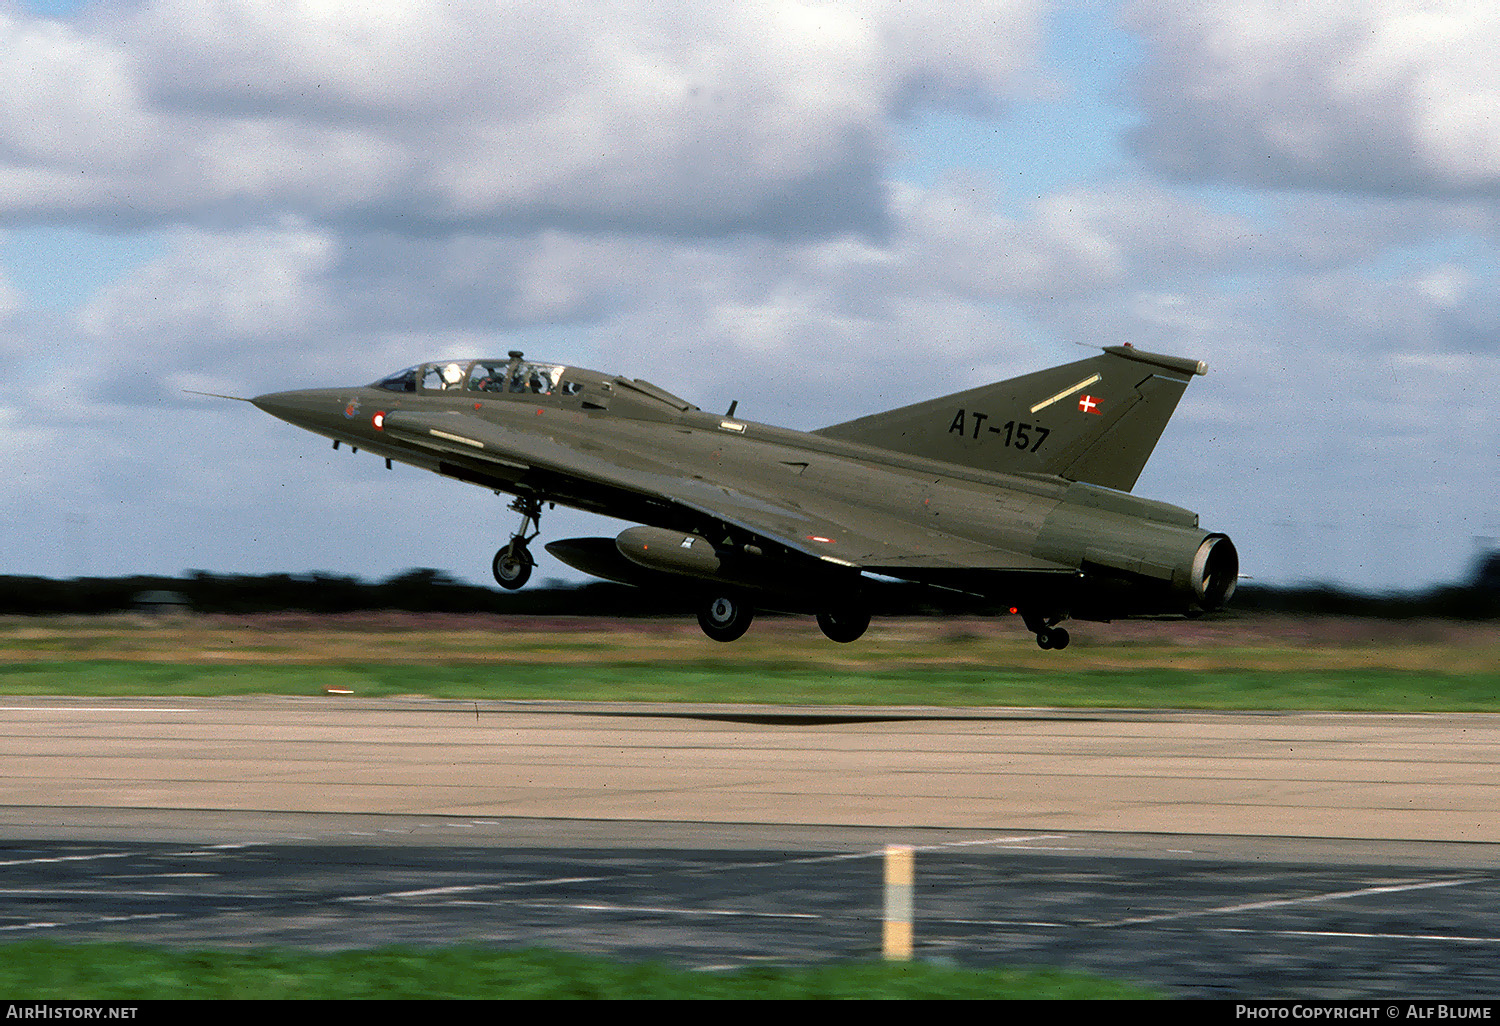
[697,595,754,642]
[816,607,870,643]
[492,543,533,590]
[1035,627,1070,650]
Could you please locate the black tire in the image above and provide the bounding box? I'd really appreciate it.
[1035,627,1070,650]
[816,608,870,643]
[492,544,533,590]
[697,595,753,642]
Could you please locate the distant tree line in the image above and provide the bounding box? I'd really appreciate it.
[1231,551,1500,620]
[0,569,690,617]
[0,552,1496,619]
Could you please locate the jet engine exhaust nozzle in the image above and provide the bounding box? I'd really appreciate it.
[1191,533,1238,610]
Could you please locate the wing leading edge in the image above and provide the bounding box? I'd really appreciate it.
[378,408,1071,578]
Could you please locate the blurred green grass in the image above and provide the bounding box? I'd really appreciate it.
[3,613,1497,710]
[2,659,1497,710]
[0,942,1164,999]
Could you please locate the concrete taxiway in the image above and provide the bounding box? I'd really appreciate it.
[3,696,1499,997]
[0,696,1497,842]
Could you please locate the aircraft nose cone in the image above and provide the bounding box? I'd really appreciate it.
[250,390,302,425]
[251,391,288,415]
[251,388,340,431]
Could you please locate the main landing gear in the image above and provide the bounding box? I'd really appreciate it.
[695,595,871,644]
[816,606,870,643]
[698,594,754,642]
[492,495,544,590]
[1022,610,1070,650]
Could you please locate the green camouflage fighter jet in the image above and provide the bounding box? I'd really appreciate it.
[251,345,1238,649]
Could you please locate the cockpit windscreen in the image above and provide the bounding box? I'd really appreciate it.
[374,360,581,396]
[374,365,419,392]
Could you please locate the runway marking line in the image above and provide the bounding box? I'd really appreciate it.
[1098,877,1483,927]
[335,834,1088,914]
[1216,927,1500,944]
[512,901,820,920]
[341,877,609,901]
[0,888,186,897]
[0,851,136,868]
[0,913,178,934]
[337,835,1090,924]
[702,834,1075,873]
[912,917,1068,929]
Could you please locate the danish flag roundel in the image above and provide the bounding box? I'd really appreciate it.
[1078,394,1102,415]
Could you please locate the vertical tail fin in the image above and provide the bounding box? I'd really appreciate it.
[815,346,1207,492]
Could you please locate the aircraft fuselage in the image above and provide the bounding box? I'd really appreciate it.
[252,348,1238,646]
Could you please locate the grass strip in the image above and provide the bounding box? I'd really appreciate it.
[1,660,1498,711]
[0,942,1162,999]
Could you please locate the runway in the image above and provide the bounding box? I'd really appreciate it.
[2,696,1498,841]
[3,696,1499,997]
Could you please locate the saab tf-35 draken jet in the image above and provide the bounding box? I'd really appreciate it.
[250,345,1238,649]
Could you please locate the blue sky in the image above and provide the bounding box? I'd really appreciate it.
[1,0,1496,595]
[896,5,1142,200]
[17,0,78,14]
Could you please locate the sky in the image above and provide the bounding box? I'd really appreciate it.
[1,0,1496,594]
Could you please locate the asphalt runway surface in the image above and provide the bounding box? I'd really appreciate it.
[3,696,1500,998]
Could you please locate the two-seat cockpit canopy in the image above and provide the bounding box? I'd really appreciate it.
[373,355,583,397]
[370,351,700,415]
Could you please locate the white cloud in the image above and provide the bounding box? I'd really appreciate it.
[76,222,336,343]
[1126,0,1500,195]
[63,175,1488,422]
[0,0,1048,234]
[0,9,154,170]
[896,179,1269,304]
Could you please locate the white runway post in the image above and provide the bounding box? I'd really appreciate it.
[883,843,914,960]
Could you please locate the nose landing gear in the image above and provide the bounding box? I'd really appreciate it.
[492,544,532,589]
[492,495,544,590]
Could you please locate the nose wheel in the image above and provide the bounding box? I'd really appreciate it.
[492,542,533,590]
[492,495,544,590]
